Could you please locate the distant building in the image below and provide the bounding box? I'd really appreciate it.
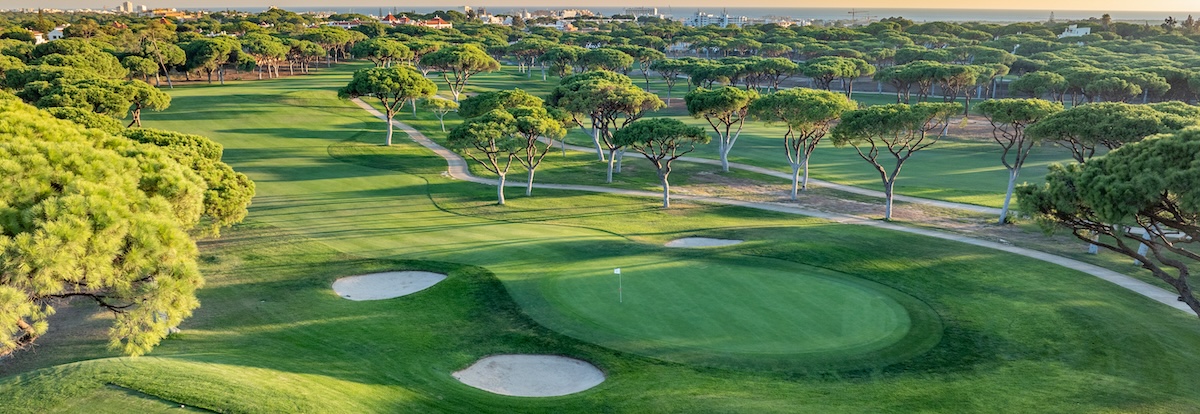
[535,20,576,31]
[120,1,133,13]
[325,20,364,29]
[1058,24,1091,38]
[421,17,452,29]
[476,13,504,24]
[376,13,452,29]
[624,7,659,18]
[46,24,68,41]
[682,10,748,28]
[149,8,197,20]
[30,31,46,44]
[380,13,412,25]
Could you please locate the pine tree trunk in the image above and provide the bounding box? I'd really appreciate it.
[526,169,535,196]
[801,155,812,192]
[385,113,394,146]
[719,140,730,172]
[999,168,1019,224]
[660,172,671,208]
[883,179,895,221]
[497,174,507,205]
[790,162,802,200]
[593,128,606,161]
[606,148,617,183]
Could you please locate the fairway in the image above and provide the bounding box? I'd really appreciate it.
[536,253,939,370]
[7,62,1200,413]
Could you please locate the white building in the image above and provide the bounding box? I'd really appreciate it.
[477,13,504,24]
[47,24,68,41]
[1058,24,1091,38]
[682,11,748,28]
[535,20,576,31]
[624,7,658,18]
[120,1,134,13]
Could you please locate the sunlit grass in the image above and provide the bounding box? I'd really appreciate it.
[3,62,1200,413]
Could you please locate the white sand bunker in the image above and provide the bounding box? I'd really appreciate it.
[453,355,605,397]
[665,237,744,248]
[332,271,446,301]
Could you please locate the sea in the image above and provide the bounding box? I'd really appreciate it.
[199,6,1196,23]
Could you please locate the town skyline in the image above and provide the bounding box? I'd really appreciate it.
[4,1,1198,13]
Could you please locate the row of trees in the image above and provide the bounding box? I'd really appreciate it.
[11,7,1200,107]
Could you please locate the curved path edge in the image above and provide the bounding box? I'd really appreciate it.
[538,135,1001,215]
[351,98,1191,314]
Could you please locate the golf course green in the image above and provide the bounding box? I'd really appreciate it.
[5,62,1200,413]
[534,252,940,371]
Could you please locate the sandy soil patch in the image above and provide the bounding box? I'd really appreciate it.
[332,271,447,301]
[665,237,745,248]
[452,355,605,397]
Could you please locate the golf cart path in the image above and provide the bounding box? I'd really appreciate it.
[352,99,1191,314]
[535,137,1002,215]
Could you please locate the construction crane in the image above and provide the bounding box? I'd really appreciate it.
[847,9,868,26]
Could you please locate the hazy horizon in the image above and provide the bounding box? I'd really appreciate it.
[6,1,1198,13]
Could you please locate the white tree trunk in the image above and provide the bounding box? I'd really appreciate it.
[801,157,811,192]
[790,162,802,200]
[719,140,730,172]
[385,116,394,146]
[497,174,507,205]
[606,149,617,183]
[526,169,535,196]
[660,173,671,208]
[1135,231,1151,265]
[999,168,1019,224]
[593,128,606,161]
[883,180,895,221]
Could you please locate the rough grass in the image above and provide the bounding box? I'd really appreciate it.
[448,66,1084,208]
[3,63,1200,413]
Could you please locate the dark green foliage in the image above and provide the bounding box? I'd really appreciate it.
[1019,128,1200,316]
[44,106,123,134]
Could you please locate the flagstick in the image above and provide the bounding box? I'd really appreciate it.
[615,268,622,304]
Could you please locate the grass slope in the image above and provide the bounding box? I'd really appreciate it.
[2,63,1200,413]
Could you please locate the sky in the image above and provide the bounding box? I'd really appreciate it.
[6,0,1198,12]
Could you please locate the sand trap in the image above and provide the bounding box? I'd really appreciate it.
[332,271,446,301]
[452,355,605,397]
[665,237,744,248]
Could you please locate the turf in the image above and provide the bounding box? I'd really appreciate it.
[3,62,1200,413]
[441,66,1084,208]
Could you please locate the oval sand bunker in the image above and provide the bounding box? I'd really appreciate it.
[665,237,744,248]
[332,271,446,301]
[453,355,605,397]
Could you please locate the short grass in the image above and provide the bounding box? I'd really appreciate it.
[431,66,1083,208]
[3,62,1200,413]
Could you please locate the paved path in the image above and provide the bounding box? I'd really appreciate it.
[352,99,1192,314]
[541,136,1002,215]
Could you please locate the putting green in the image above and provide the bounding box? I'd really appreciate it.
[531,253,942,371]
